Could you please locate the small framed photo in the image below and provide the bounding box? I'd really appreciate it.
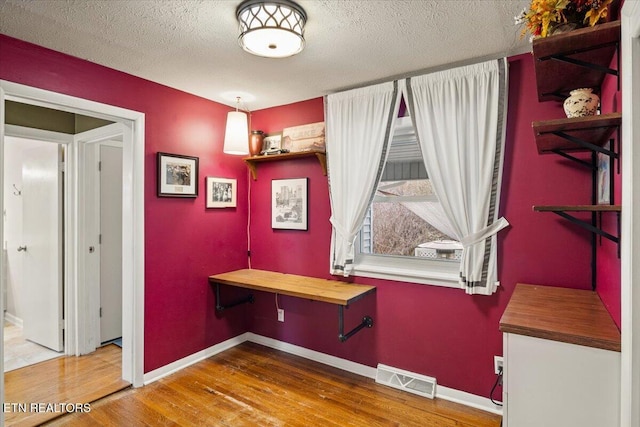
[206,177,237,208]
[272,178,308,230]
[262,132,282,154]
[157,152,199,197]
[597,141,611,205]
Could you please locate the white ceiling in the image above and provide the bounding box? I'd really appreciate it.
[0,0,531,110]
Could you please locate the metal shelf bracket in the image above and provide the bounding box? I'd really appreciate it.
[215,282,254,312]
[338,305,374,342]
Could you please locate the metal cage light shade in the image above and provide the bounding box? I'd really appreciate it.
[236,0,307,58]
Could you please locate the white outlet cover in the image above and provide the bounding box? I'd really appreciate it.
[277,309,284,322]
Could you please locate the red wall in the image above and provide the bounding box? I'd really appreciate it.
[596,53,622,328]
[0,35,250,372]
[247,54,598,398]
[1,33,619,399]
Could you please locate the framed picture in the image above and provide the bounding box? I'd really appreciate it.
[157,152,199,197]
[282,122,325,153]
[262,132,282,154]
[597,141,611,205]
[206,177,237,208]
[272,178,308,230]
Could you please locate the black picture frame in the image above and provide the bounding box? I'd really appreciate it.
[157,152,199,197]
[271,178,308,230]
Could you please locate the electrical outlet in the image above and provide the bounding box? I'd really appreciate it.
[277,308,285,322]
[494,356,504,375]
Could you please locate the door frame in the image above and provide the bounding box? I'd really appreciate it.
[0,81,145,407]
[621,3,640,426]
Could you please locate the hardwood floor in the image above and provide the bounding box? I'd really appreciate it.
[45,342,501,426]
[4,344,129,426]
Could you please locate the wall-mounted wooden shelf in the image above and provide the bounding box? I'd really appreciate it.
[533,204,621,212]
[533,113,621,155]
[243,150,327,180]
[533,20,620,102]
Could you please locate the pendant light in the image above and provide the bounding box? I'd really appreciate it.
[223,97,249,155]
[236,0,307,58]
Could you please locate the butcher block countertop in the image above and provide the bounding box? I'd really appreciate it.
[500,283,620,352]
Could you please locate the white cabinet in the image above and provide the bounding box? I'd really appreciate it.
[500,284,621,427]
[503,333,620,427]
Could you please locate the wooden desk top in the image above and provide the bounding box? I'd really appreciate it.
[209,269,376,306]
[500,283,621,352]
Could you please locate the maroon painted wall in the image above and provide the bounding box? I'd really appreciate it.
[596,53,622,328]
[0,35,250,372]
[247,54,602,398]
[1,33,620,399]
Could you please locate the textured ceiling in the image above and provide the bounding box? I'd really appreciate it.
[0,0,531,110]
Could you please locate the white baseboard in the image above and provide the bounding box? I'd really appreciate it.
[142,333,250,385]
[142,332,502,416]
[436,384,503,415]
[245,333,378,379]
[3,312,23,327]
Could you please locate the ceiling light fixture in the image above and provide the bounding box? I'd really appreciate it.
[236,0,307,58]
[223,97,249,155]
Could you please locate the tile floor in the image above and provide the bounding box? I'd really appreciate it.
[3,320,63,372]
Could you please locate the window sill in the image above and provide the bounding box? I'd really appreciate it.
[352,255,461,288]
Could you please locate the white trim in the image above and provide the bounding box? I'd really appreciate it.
[245,332,377,379]
[143,333,250,385]
[353,254,461,288]
[3,312,23,328]
[436,384,503,415]
[621,3,640,427]
[0,80,146,390]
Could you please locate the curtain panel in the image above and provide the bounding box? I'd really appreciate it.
[325,81,401,276]
[404,58,509,295]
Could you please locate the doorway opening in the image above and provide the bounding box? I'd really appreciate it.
[0,81,145,415]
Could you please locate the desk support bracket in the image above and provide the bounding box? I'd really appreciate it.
[215,283,254,312]
[338,306,373,342]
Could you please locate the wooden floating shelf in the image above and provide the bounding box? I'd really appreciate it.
[243,151,327,180]
[533,20,621,102]
[534,204,621,212]
[533,113,621,154]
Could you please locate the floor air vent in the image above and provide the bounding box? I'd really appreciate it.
[375,364,436,399]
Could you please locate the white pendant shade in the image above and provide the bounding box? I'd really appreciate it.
[223,110,249,155]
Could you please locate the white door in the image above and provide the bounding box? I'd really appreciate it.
[22,142,64,352]
[99,144,123,343]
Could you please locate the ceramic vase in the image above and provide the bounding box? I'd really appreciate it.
[563,88,600,118]
[249,130,264,156]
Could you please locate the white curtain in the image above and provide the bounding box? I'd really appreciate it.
[326,81,402,276]
[404,59,509,295]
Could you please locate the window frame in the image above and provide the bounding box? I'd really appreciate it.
[351,117,461,288]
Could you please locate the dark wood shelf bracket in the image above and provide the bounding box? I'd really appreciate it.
[214,282,254,312]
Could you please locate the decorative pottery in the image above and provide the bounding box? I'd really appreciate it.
[249,130,264,156]
[563,88,600,118]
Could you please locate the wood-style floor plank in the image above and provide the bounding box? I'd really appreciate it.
[4,344,129,427]
[45,342,501,427]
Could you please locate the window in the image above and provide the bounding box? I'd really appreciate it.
[353,116,461,287]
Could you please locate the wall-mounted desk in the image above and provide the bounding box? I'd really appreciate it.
[208,269,376,342]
